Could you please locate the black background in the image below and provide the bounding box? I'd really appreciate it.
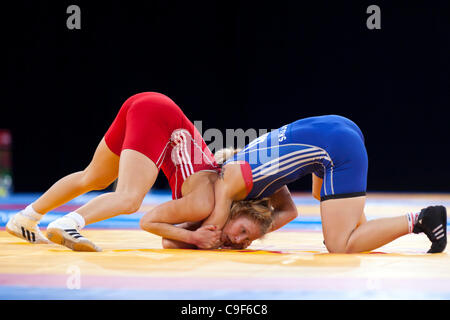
[3,0,450,193]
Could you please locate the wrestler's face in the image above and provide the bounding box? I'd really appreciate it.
[221,216,262,249]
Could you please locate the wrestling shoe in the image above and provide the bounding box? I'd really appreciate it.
[413,205,447,253]
[47,217,102,252]
[6,212,50,244]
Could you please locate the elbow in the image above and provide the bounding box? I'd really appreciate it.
[162,238,197,249]
[139,215,154,232]
[139,217,148,231]
[289,205,299,220]
[288,209,299,223]
[162,238,176,249]
[140,206,161,232]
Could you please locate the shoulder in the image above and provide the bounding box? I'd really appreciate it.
[220,161,252,200]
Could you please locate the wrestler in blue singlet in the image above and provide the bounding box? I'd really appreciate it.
[225,115,368,201]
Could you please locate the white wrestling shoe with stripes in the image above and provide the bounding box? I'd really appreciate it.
[6,212,50,244]
[47,217,102,252]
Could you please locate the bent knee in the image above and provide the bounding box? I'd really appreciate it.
[325,241,358,254]
[342,237,361,253]
[324,237,349,254]
[114,192,144,214]
[326,245,346,254]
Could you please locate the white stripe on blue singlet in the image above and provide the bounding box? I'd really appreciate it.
[252,153,327,182]
[254,161,326,198]
[251,147,321,175]
[252,150,327,180]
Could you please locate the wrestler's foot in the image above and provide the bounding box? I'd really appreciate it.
[413,205,447,253]
[47,217,102,252]
[6,211,50,244]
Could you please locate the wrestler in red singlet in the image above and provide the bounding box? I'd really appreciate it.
[104,92,218,199]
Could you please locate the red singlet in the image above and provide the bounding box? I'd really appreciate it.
[104,92,218,199]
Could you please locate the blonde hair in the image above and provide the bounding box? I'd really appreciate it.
[214,147,241,165]
[229,198,273,235]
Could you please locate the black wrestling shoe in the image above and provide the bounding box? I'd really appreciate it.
[413,205,447,253]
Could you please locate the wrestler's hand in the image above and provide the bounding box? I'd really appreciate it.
[192,225,222,249]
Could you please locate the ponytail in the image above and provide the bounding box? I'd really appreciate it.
[214,147,241,165]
